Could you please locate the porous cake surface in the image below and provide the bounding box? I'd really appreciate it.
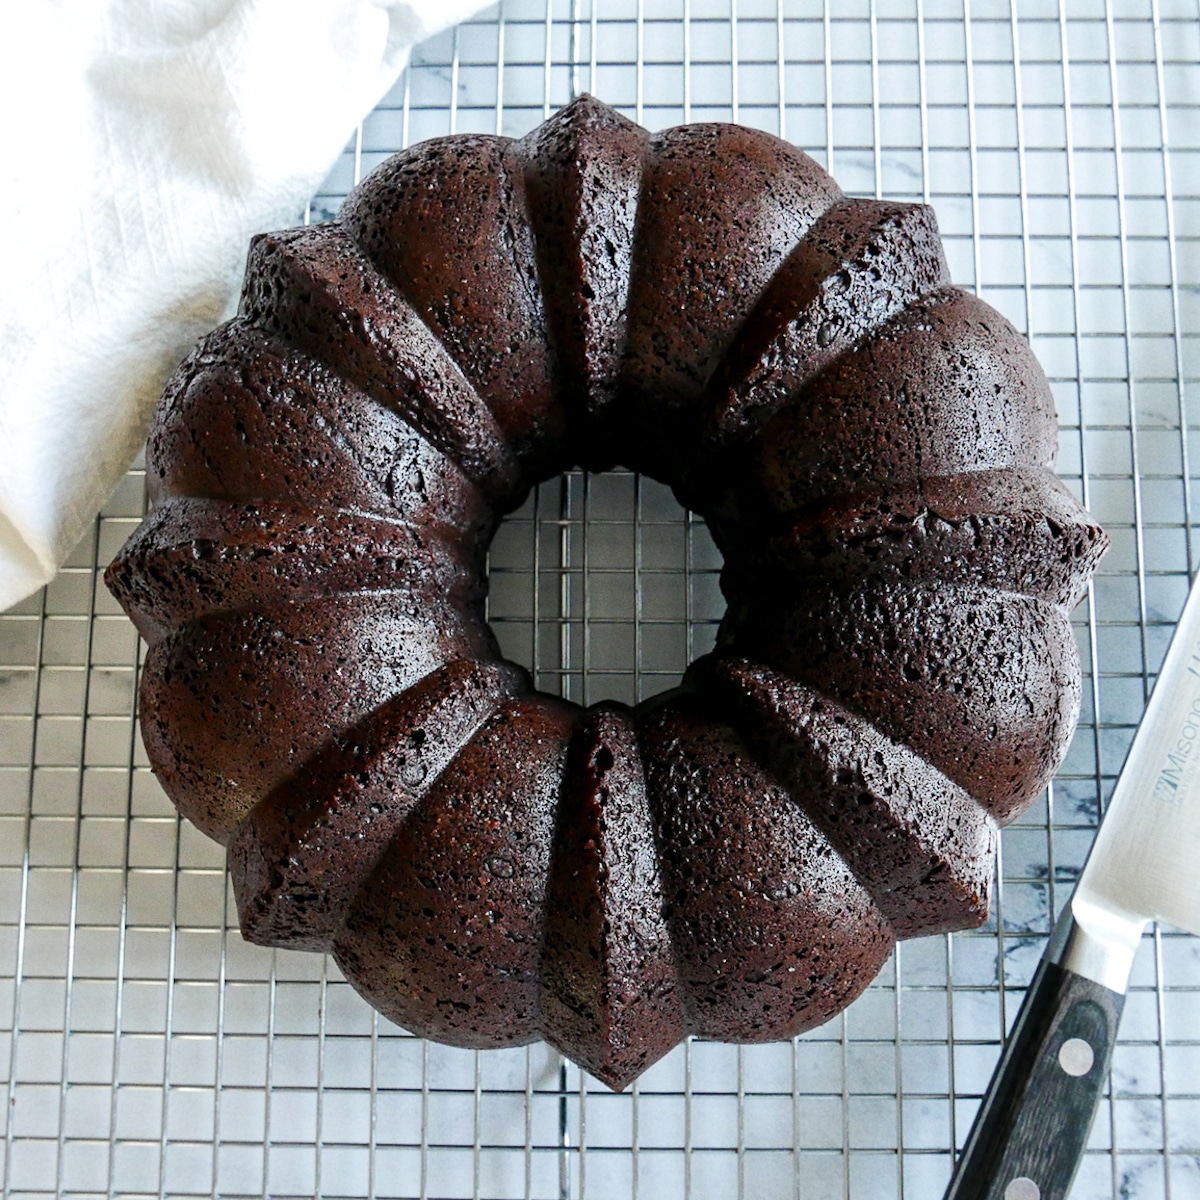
[106,95,1107,1090]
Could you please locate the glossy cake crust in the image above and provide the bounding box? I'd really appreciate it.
[106,95,1107,1090]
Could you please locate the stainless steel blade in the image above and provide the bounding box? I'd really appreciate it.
[1063,572,1200,990]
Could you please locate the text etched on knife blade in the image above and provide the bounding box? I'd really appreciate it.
[1151,691,1200,808]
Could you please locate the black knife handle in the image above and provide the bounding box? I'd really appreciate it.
[945,959,1125,1200]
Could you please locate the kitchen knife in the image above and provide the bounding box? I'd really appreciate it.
[944,574,1200,1200]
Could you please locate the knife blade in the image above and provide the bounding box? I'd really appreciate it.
[945,572,1200,1200]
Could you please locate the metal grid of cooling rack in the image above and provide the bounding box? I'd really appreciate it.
[3,1,1200,1197]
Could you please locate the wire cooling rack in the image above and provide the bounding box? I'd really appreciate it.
[4,1,1200,1197]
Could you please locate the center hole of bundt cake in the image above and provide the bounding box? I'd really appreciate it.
[485,470,725,706]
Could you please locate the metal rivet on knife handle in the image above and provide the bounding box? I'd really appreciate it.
[1058,1037,1095,1078]
[1003,1179,1039,1200]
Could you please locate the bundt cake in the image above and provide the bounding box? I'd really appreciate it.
[105,95,1107,1090]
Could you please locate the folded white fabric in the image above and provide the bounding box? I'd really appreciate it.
[0,0,489,611]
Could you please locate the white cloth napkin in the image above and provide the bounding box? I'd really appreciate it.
[0,0,489,611]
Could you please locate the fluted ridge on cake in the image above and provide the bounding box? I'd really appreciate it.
[144,320,491,544]
[139,594,501,843]
[333,697,578,1049]
[704,198,951,449]
[106,498,480,642]
[614,121,843,481]
[718,467,1107,611]
[540,704,687,1089]
[721,578,1082,821]
[231,660,530,952]
[145,322,392,515]
[637,691,894,1040]
[239,225,522,499]
[517,94,647,468]
[733,287,1059,519]
[340,134,567,482]
[693,657,997,939]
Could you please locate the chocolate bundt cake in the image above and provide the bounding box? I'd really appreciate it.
[105,95,1106,1089]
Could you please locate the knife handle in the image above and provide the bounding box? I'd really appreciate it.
[945,958,1124,1200]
